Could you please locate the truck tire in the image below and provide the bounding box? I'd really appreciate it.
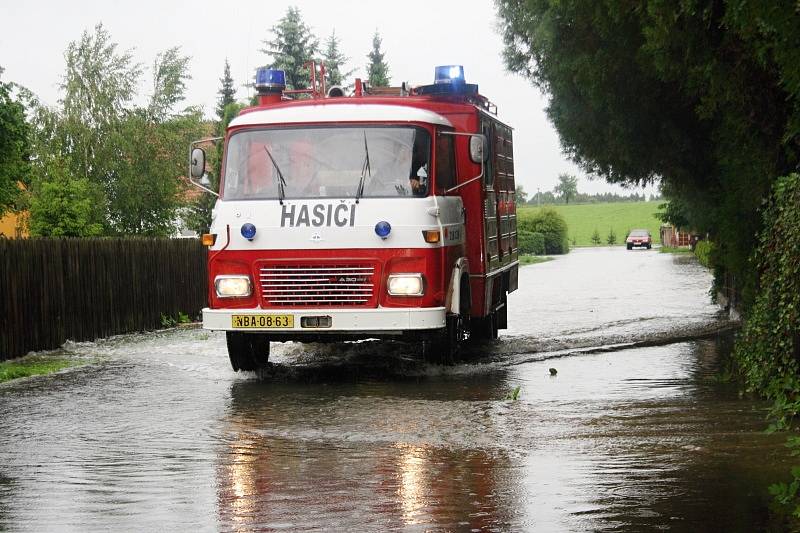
[423,312,469,364]
[424,280,471,364]
[470,312,499,341]
[226,332,270,372]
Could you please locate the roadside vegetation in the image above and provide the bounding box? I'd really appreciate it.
[693,240,714,269]
[498,0,800,517]
[0,356,78,384]
[732,175,800,509]
[160,311,193,328]
[517,207,569,255]
[518,255,552,266]
[659,246,692,254]
[519,201,661,247]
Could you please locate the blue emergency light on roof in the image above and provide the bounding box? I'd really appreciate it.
[255,68,286,90]
[416,65,477,96]
[434,65,465,85]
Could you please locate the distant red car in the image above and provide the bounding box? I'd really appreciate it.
[626,229,652,250]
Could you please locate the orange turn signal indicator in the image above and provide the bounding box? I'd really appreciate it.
[422,230,441,243]
[202,233,217,246]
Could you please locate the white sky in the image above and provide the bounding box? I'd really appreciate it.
[1,0,656,197]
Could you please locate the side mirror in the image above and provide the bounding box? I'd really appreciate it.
[469,134,488,163]
[190,148,206,179]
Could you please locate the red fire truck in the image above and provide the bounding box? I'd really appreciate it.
[189,65,518,371]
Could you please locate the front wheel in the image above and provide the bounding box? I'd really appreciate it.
[226,332,270,372]
[470,312,499,341]
[423,312,470,365]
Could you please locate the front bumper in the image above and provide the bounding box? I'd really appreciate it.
[202,306,446,335]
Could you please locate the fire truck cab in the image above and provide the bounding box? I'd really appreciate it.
[190,65,518,371]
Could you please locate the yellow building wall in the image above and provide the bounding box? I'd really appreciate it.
[0,210,28,238]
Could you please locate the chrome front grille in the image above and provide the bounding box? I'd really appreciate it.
[259,264,377,307]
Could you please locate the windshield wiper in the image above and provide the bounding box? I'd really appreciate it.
[355,131,371,203]
[263,145,287,205]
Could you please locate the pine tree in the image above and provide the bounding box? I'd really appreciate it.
[216,59,235,121]
[366,30,390,87]
[322,30,353,88]
[260,7,318,91]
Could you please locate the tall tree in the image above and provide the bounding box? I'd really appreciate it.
[366,30,390,87]
[107,108,204,235]
[0,69,31,217]
[25,23,139,236]
[554,174,578,204]
[28,27,204,236]
[322,30,353,88]
[260,7,318,91]
[108,47,202,235]
[148,47,191,122]
[60,23,141,185]
[216,59,236,121]
[26,90,109,236]
[496,0,799,308]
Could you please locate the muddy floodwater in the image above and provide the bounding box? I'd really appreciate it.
[0,247,793,531]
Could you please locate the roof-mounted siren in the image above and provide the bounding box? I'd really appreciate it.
[417,65,479,96]
[255,67,286,106]
[434,65,466,86]
[327,85,346,98]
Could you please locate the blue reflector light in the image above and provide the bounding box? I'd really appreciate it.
[434,65,465,84]
[255,68,286,90]
[241,223,257,240]
[374,221,392,239]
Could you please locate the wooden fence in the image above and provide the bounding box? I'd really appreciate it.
[0,238,207,360]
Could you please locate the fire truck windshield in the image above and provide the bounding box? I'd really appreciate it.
[222,126,431,200]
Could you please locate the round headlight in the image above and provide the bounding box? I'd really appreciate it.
[241,223,256,240]
[374,221,391,239]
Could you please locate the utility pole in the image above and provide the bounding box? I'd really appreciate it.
[537,187,541,207]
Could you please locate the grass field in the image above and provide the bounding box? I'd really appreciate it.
[518,201,663,247]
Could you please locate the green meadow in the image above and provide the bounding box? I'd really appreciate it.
[518,201,663,247]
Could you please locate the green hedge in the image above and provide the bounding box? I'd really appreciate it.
[693,240,713,269]
[518,208,569,254]
[518,230,546,255]
[732,174,800,511]
[734,173,800,420]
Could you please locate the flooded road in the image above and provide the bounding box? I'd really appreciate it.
[0,247,792,531]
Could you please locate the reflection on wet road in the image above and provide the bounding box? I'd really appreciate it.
[0,247,791,531]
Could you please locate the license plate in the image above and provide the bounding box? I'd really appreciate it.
[231,314,294,329]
